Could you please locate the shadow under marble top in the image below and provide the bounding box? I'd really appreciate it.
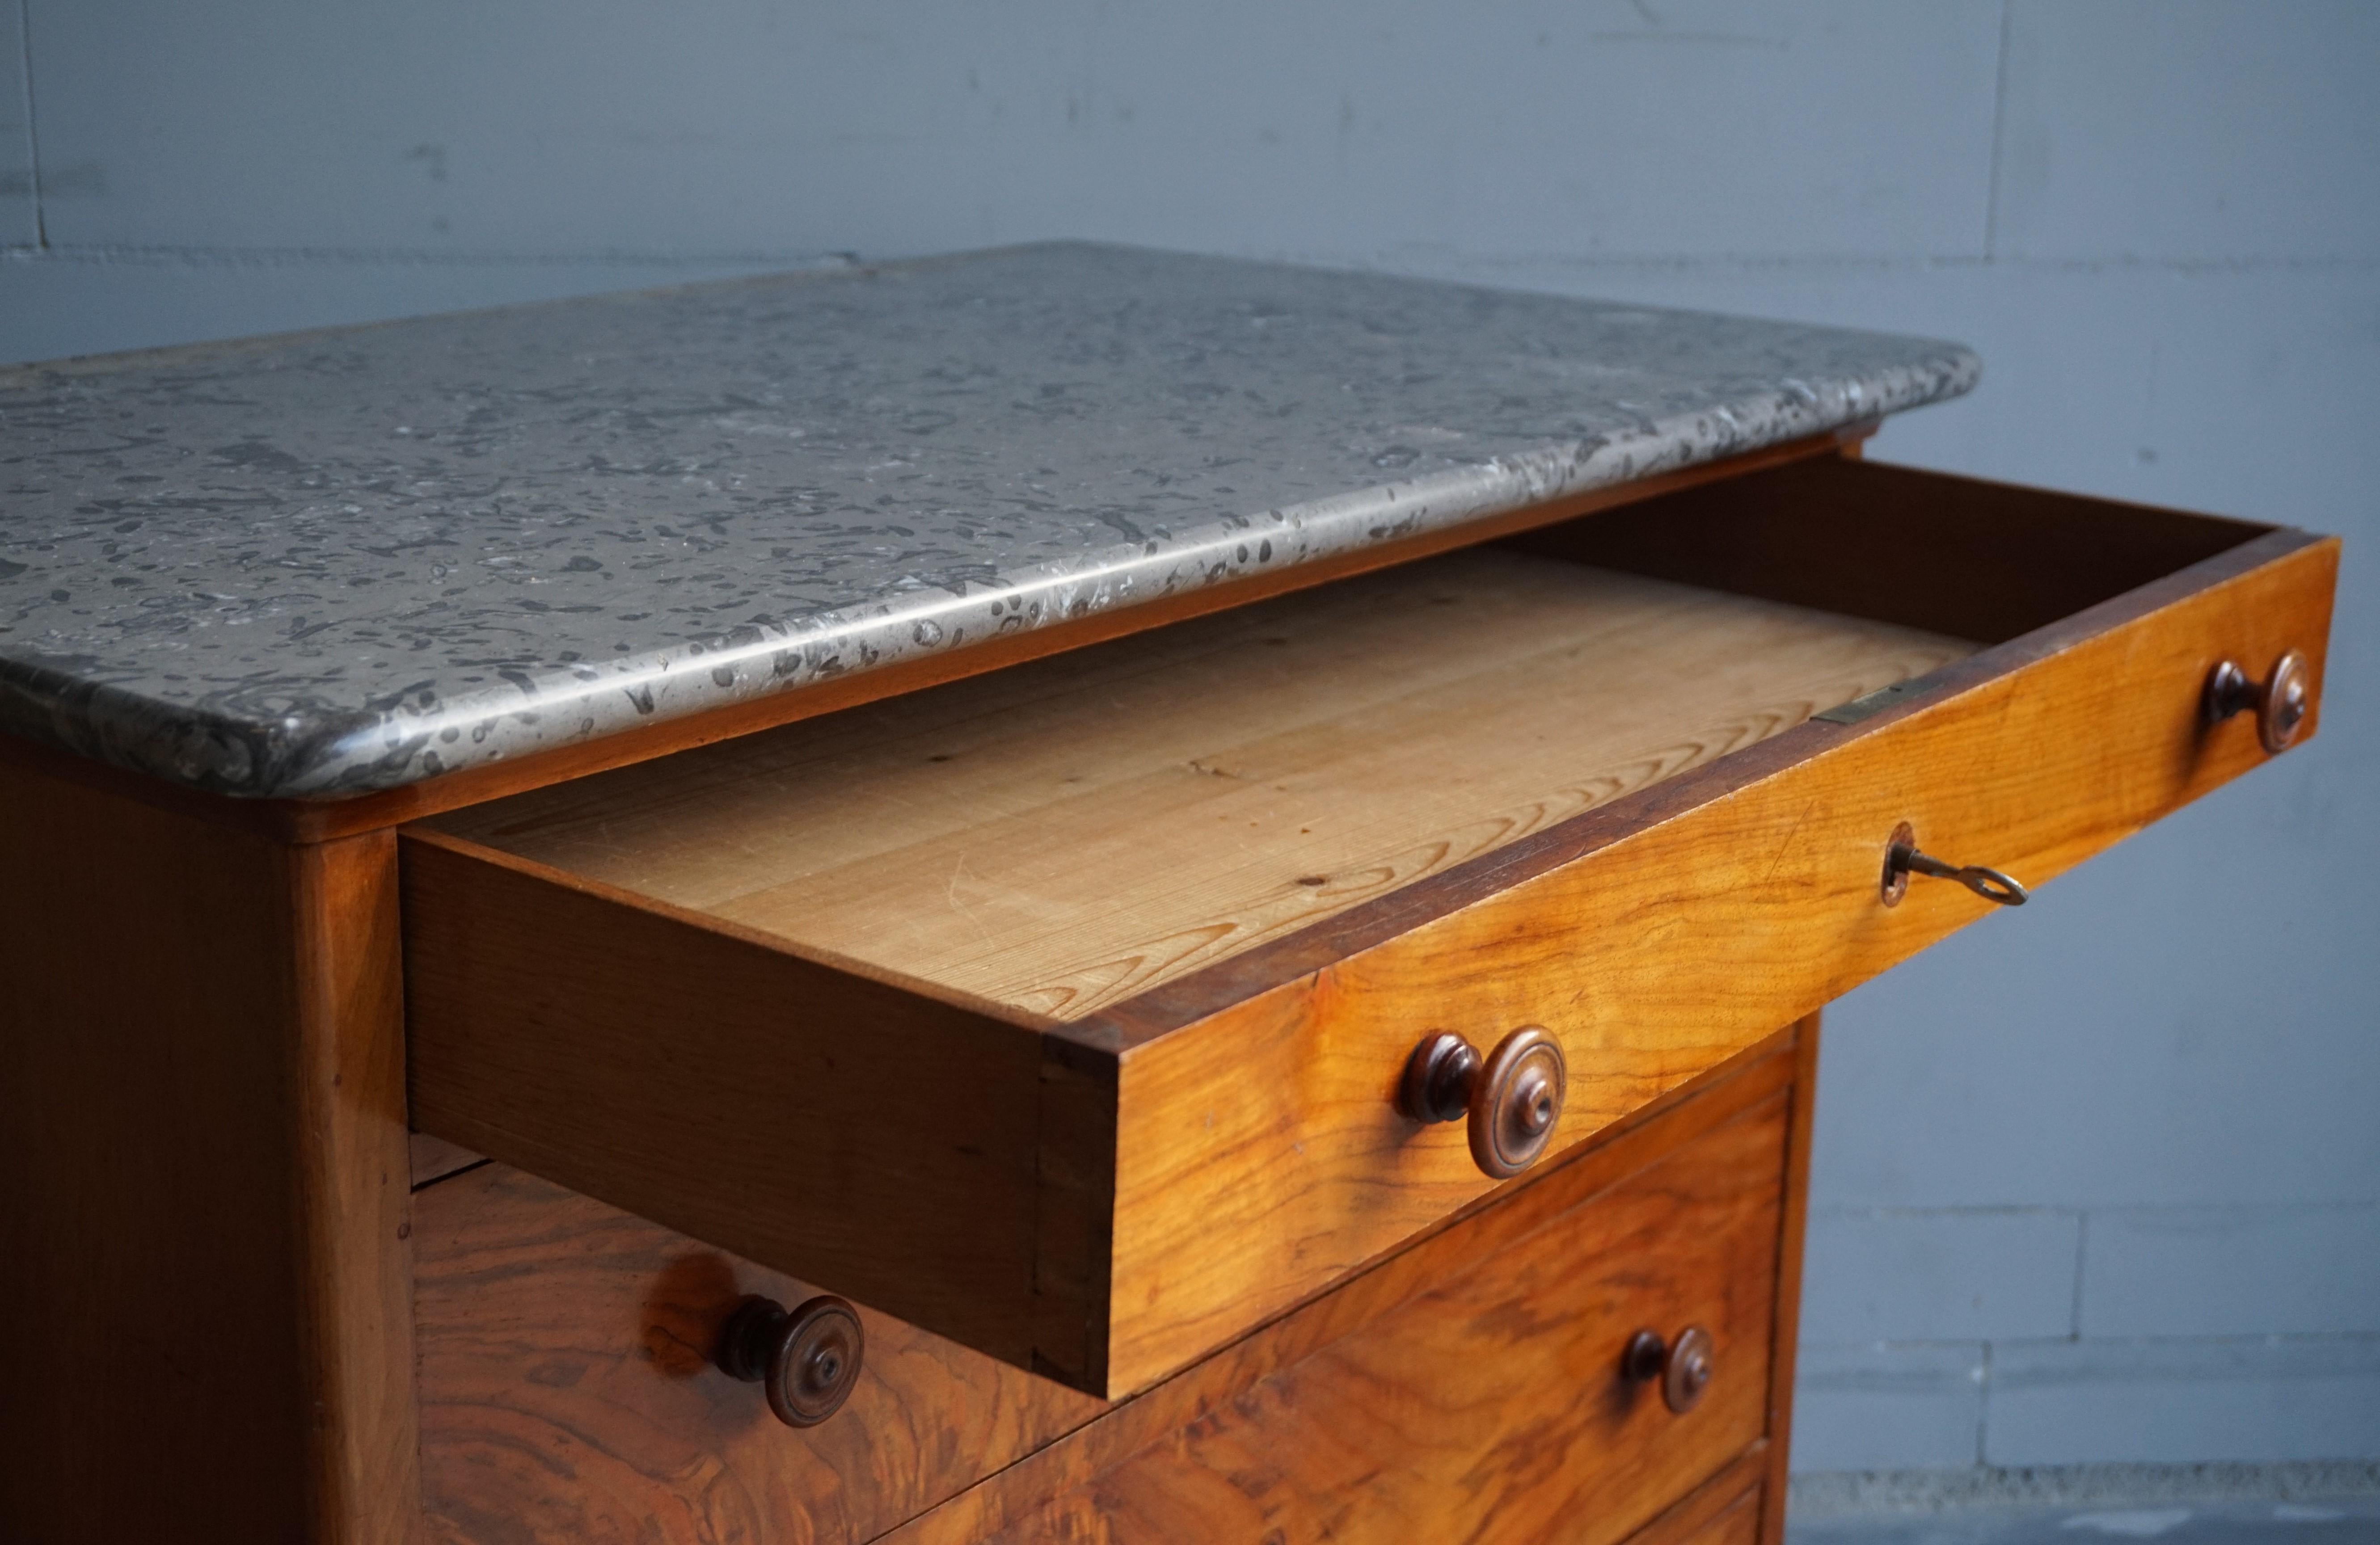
[0,242,1977,800]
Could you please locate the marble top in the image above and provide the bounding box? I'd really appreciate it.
[0,243,1978,800]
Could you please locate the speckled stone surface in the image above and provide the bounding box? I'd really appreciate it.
[0,242,1978,799]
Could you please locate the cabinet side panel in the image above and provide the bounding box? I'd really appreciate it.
[1762,1014,1822,1545]
[0,760,419,1543]
[295,829,426,1541]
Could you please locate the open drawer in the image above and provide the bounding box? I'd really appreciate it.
[402,453,2337,1398]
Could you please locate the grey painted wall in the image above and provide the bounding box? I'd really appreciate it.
[5,0,2373,1474]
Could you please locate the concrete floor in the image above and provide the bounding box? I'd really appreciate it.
[1792,1498,2380,1545]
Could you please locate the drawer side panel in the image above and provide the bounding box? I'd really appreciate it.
[402,831,1071,1373]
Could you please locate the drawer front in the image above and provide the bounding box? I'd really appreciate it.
[405,456,2336,1398]
[1095,517,2335,1389]
[1660,1482,1766,1545]
[417,1039,1793,1545]
[412,1163,1105,1545]
[891,1048,1793,1545]
[1696,1495,1764,1545]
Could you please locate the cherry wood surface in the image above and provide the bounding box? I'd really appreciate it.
[1761,1018,1824,1545]
[413,1036,1797,1545]
[0,761,420,1543]
[1675,1483,1766,1545]
[434,552,1969,1019]
[402,827,1073,1378]
[1616,1453,1768,1545]
[1088,518,2333,1390]
[411,1132,490,1190]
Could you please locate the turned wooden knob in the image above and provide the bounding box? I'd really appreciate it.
[2205,648,2312,754]
[1397,1026,1568,1179]
[1663,1325,1715,1412]
[717,1293,865,1427]
[1622,1326,1716,1414]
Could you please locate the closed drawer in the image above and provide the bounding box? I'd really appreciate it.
[404,452,2336,1395]
[894,1050,1790,1545]
[415,1033,1795,1545]
[411,1164,1104,1544]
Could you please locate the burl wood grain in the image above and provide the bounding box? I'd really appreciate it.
[432,551,1971,1020]
[416,1038,1794,1545]
[412,1164,1105,1545]
[889,1052,1793,1545]
[0,762,419,1544]
[1090,526,2335,1389]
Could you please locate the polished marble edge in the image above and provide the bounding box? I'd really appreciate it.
[0,250,1977,800]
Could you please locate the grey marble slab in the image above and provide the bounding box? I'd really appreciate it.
[0,242,1978,800]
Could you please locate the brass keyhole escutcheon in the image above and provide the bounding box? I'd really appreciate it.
[1397,1026,1569,1179]
[1882,821,2028,909]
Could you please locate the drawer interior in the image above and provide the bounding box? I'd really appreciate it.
[1502,452,2265,644]
[405,449,2320,1398]
[430,535,1974,1019]
[427,455,2268,1020]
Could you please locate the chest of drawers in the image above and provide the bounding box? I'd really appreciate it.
[0,245,2334,1543]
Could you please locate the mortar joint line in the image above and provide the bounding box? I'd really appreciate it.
[11,0,37,248]
[1983,0,2013,262]
[1976,1340,1994,1468]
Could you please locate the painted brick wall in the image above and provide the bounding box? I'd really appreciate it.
[5,0,2374,1474]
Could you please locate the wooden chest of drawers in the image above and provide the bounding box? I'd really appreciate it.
[0,246,2337,1543]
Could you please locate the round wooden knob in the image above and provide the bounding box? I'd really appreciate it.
[718,1293,865,1428]
[1397,1031,1481,1126]
[1622,1325,1716,1414]
[2204,649,2313,754]
[2260,649,2312,753]
[1470,1026,1566,1179]
[1621,1329,1669,1384]
[1397,1027,1566,1180]
[1663,1325,1715,1414]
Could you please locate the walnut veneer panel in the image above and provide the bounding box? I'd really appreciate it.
[416,1038,1795,1545]
[412,1164,1103,1545]
[890,1055,1793,1545]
